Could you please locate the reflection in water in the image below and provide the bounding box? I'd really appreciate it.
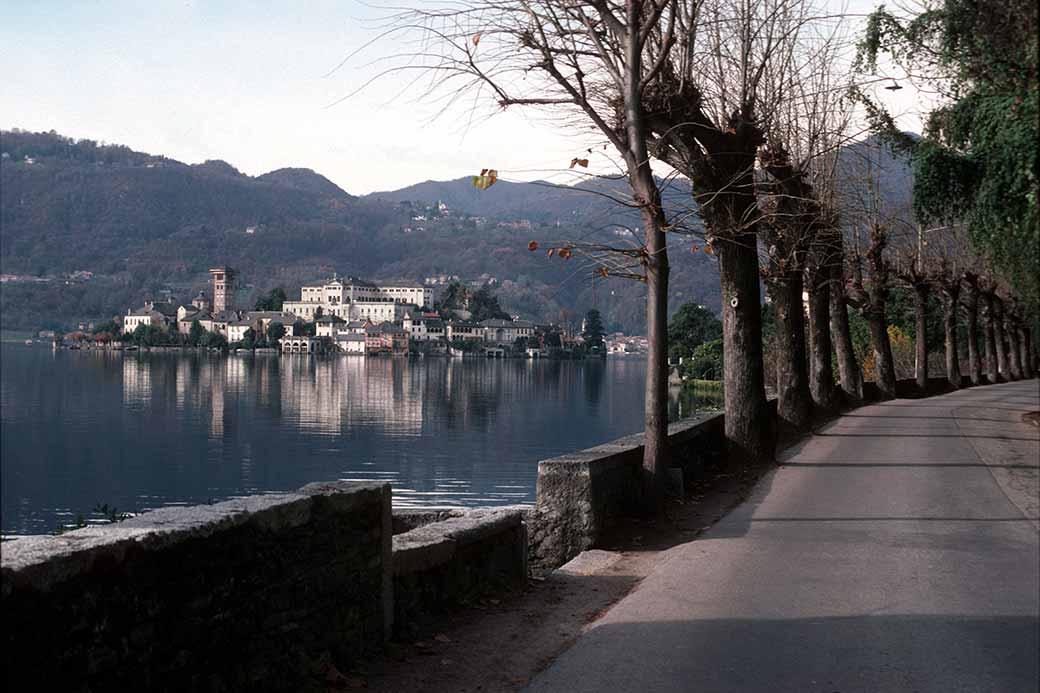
[1,347,713,536]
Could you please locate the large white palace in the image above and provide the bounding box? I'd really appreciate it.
[282,275,435,323]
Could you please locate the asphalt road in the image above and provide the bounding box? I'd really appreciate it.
[528,380,1040,693]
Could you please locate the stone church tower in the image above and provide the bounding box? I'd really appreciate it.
[209,266,236,313]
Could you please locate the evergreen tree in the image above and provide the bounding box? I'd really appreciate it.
[267,322,286,344]
[667,303,723,360]
[188,319,205,346]
[255,288,287,311]
[469,286,511,322]
[583,309,605,353]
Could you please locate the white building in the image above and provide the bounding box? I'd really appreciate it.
[123,309,166,333]
[314,314,347,337]
[403,313,446,342]
[123,299,178,333]
[289,275,434,317]
[335,333,367,354]
[227,321,253,343]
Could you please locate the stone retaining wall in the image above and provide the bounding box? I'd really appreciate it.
[391,507,527,638]
[1,481,392,692]
[527,412,732,569]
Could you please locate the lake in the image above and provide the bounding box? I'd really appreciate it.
[1,344,723,536]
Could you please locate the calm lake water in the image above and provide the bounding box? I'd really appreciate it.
[1,344,707,536]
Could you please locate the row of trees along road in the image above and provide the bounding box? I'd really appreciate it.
[351,0,1038,513]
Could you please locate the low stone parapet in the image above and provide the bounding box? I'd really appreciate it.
[528,413,731,569]
[391,507,527,638]
[2,481,392,691]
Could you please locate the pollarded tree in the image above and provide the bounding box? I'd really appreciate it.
[638,0,854,453]
[755,11,856,421]
[892,234,934,391]
[845,154,902,399]
[919,223,978,388]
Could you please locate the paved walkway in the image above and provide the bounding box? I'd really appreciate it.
[529,380,1040,692]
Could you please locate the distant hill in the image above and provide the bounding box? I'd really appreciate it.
[257,168,352,199]
[0,129,721,332]
[0,129,911,333]
[365,174,695,227]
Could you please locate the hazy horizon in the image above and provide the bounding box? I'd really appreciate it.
[1,0,928,195]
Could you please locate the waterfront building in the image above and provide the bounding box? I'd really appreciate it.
[365,321,409,355]
[123,298,178,333]
[479,318,535,345]
[283,275,434,324]
[226,320,252,343]
[403,313,446,342]
[278,335,331,354]
[444,320,485,342]
[335,333,367,354]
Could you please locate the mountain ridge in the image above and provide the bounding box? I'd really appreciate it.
[0,128,910,333]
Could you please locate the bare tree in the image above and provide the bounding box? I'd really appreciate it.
[755,27,855,426]
[829,228,863,401]
[845,149,903,398]
[353,0,684,508]
[892,236,932,391]
[927,225,976,388]
[631,0,851,456]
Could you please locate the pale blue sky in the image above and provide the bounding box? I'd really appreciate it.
[0,1,924,194]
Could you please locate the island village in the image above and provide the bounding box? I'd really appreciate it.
[102,265,649,357]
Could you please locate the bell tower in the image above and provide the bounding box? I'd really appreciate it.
[209,266,236,314]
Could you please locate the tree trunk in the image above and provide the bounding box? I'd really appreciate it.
[622,7,669,512]
[808,277,837,410]
[980,292,1000,383]
[913,283,929,390]
[867,298,897,398]
[992,297,1010,380]
[830,267,862,402]
[1005,317,1023,380]
[962,283,982,385]
[1022,327,1035,378]
[807,239,838,411]
[941,286,961,387]
[769,272,812,431]
[718,233,770,463]
[640,216,669,509]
